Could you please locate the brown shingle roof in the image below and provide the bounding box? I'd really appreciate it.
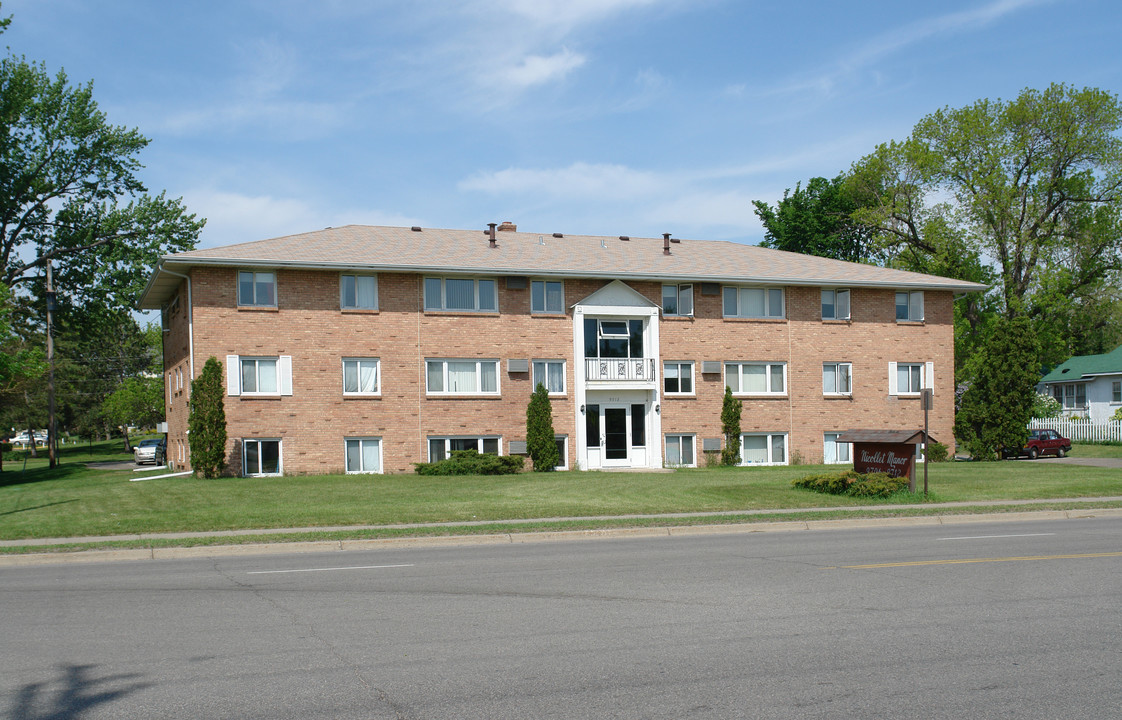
[138,225,988,308]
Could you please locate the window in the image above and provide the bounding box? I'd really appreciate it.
[554,436,569,470]
[238,271,276,307]
[1113,381,1121,404]
[345,437,382,473]
[343,358,380,395]
[424,277,497,312]
[823,362,852,395]
[531,280,564,314]
[428,436,500,461]
[1054,383,1087,409]
[665,434,696,467]
[532,360,565,394]
[426,359,499,395]
[741,433,787,465]
[664,362,694,395]
[662,284,694,316]
[243,439,281,476]
[725,362,786,395]
[895,291,924,322]
[889,362,934,396]
[226,355,294,396]
[340,275,377,310]
[723,286,784,319]
[824,432,851,464]
[822,289,850,320]
[583,318,645,358]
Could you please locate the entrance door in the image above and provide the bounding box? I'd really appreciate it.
[602,406,630,467]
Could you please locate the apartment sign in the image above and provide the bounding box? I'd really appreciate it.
[853,442,915,480]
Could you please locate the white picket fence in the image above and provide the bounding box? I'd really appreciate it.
[1029,418,1122,443]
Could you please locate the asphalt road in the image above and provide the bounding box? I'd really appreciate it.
[4,516,1122,719]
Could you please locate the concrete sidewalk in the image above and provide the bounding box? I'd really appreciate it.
[3,496,1122,567]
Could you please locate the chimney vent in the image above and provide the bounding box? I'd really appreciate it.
[552,232,563,238]
[411,226,422,232]
[497,221,517,232]
[487,223,497,248]
[663,233,672,255]
[619,235,630,241]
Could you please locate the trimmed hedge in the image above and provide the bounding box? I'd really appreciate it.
[414,450,524,476]
[791,470,909,498]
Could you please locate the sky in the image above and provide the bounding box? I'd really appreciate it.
[5,0,1122,251]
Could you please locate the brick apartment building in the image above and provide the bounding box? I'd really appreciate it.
[138,223,985,475]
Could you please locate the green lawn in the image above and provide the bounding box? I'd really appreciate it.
[1,441,1120,542]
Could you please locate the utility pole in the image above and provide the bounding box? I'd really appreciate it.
[46,261,57,469]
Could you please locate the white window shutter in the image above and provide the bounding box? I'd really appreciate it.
[888,362,898,395]
[226,355,241,395]
[279,356,293,395]
[925,362,935,393]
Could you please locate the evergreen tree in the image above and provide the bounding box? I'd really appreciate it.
[720,387,742,466]
[526,382,559,471]
[188,357,227,477]
[954,316,1040,460]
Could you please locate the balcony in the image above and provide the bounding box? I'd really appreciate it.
[584,357,657,383]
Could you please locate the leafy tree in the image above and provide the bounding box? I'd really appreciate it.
[0,54,204,313]
[752,174,882,263]
[0,281,43,393]
[720,387,742,466]
[188,357,227,478]
[526,382,559,471]
[848,84,1122,327]
[954,316,1041,460]
[101,376,163,436]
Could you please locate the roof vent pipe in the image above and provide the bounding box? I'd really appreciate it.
[663,233,672,255]
[488,223,497,248]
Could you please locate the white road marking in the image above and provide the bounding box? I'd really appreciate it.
[940,533,1056,541]
[248,563,415,575]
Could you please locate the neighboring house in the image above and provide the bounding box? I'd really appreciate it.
[137,223,985,476]
[1038,345,1122,423]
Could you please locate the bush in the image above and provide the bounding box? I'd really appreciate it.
[792,470,909,498]
[925,441,950,462]
[414,450,524,476]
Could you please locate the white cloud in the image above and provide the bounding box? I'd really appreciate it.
[183,189,422,249]
[765,0,1057,98]
[487,0,663,32]
[459,162,667,200]
[490,49,587,89]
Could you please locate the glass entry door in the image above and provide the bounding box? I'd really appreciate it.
[603,407,629,462]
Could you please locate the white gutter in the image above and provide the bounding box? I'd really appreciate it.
[157,263,194,379]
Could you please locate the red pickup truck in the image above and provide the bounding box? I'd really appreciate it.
[1007,428,1072,460]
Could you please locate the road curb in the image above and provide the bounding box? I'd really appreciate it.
[4,507,1122,567]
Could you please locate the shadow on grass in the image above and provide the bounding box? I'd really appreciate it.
[0,463,96,488]
[11,663,153,720]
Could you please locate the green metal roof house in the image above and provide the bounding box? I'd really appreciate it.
[1038,345,1122,422]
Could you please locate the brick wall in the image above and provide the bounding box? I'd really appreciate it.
[169,267,956,474]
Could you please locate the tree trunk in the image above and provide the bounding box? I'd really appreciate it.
[120,426,133,452]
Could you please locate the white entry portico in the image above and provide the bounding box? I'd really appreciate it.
[573,281,662,470]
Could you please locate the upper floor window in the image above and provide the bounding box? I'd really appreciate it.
[532,360,566,394]
[726,362,786,395]
[822,289,850,320]
[341,275,377,310]
[823,362,852,395]
[226,354,293,396]
[343,358,380,395]
[424,277,497,312]
[723,286,784,319]
[662,284,693,316]
[238,271,275,307]
[583,318,644,359]
[896,291,924,322]
[889,361,933,396]
[426,359,499,395]
[664,362,694,395]
[531,280,564,314]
